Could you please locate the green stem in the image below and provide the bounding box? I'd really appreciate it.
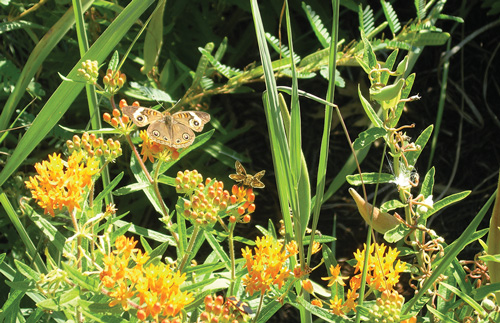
[228,222,236,295]
[178,225,200,272]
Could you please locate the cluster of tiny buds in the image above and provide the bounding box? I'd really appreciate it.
[137,311,182,323]
[368,290,405,323]
[199,295,249,323]
[182,178,230,227]
[76,59,99,84]
[103,69,126,94]
[66,132,122,161]
[103,107,130,130]
[175,170,204,195]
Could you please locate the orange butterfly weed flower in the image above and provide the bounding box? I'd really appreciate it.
[322,264,348,287]
[25,151,99,216]
[241,236,298,296]
[139,130,179,163]
[100,236,194,322]
[353,242,406,292]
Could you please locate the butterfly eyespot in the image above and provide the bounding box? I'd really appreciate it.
[182,133,190,140]
[193,120,200,126]
[163,136,169,141]
[137,116,144,122]
[152,130,160,137]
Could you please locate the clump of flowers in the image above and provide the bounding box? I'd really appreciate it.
[66,132,122,162]
[76,59,99,84]
[198,295,251,323]
[175,170,258,228]
[25,151,100,216]
[100,235,194,322]
[352,242,406,292]
[241,235,298,296]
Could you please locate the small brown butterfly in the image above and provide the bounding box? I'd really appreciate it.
[122,106,210,149]
[229,161,265,188]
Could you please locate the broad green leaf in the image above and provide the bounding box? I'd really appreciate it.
[398,31,451,46]
[113,182,149,196]
[142,0,166,74]
[474,283,500,300]
[353,127,387,150]
[358,85,383,127]
[380,49,399,85]
[391,73,416,127]
[384,223,411,243]
[479,254,500,263]
[346,172,394,186]
[204,231,230,270]
[361,29,377,69]
[424,191,471,219]
[420,166,435,198]
[426,305,460,323]
[380,199,407,212]
[406,124,434,166]
[14,260,40,281]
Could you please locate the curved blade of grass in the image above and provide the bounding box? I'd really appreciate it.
[0,0,156,187]
[0,0,94,131]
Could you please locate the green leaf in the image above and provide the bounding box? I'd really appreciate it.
[112,182,149,196]
[61,263,100,292]
[405,124,433,166]
[346,172,394,186]
[142,0,165,74]
[398,30,451,46]
[380,199,407,212]
[440,282,486,317]
[265,32,301,62]
[94,172,123,203]
[204,231,230,270]
[360,29,377,69]
[380,49,399,85]
[14,260,40,281]
[381,0,401,35]
[191,42,214,89]
[473,283,500,300]
[199,47,241,79]
[353,127,387,150]
[479,254,500,263]
[420,167,435,198]
[358,85,383,127]
[424,191,471,219]
[301,2,331,48]
[359,5,375,36]
[37,287,80,311]
[384,223,411,243]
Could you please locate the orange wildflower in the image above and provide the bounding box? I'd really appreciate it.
[100,236,194,322]
[139,130,179,163]
[25,151,99,216]
[353,243,406,292]
[321,264,348,287]
[241,236,298,296]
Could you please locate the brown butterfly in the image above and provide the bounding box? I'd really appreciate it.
[229,161,265,188]
[122,106,210,149]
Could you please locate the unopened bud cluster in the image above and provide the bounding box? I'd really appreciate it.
[181,176,231,227]
[103,69,126,94]
[367,290,405,323]
[77,60,99,84]
[103,107,130,130]
[199,295,250,323]
[66,132,122,162]
[175,170,204,195]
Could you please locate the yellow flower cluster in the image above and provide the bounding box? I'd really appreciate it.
[241,236,298,296]
[100,236,194,322]
[25,151,99,216]
[319,243,406,316]
[352,242,406,292]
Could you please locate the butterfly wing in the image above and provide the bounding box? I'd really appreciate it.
[234,160,247,176]
[168,122,196,148]
[122,106,164,127]
[147,115,173,146]
[172,111,211,132]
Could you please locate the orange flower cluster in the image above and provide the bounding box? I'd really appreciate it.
[66,132,122,161]
[176,171,257,227]
[25,151,99,216]
[241,236,298,296]
[199,295,251,323]
[320,243,407,316]
[100,236,194,322]
[352,243,406,292]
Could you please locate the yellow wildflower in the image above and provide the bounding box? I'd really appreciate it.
[321,264,348,287]
[25,151,99,216]
[241,236,297,296]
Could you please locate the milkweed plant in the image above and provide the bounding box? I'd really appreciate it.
[1,1,499,323]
